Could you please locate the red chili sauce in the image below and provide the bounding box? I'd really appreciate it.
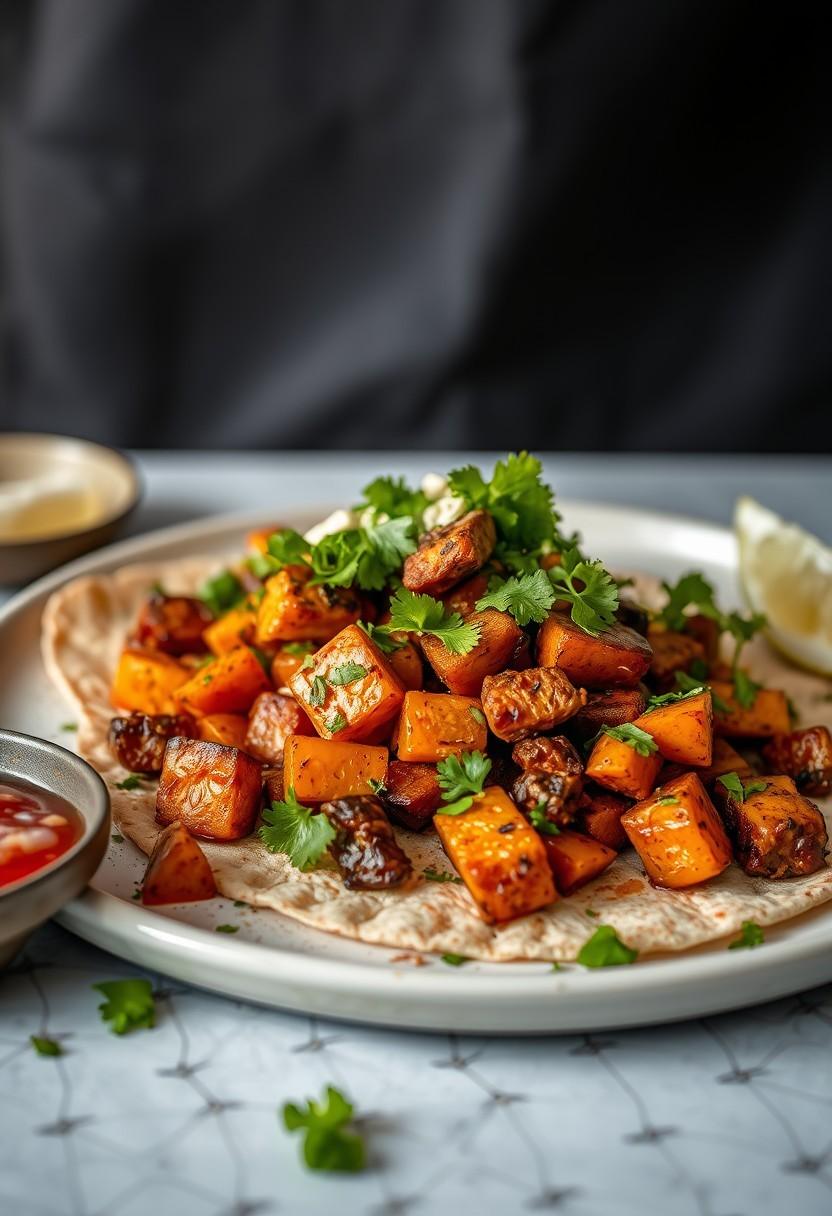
[0,779,83,887]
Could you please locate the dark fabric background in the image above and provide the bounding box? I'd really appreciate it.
[1,0,830,452]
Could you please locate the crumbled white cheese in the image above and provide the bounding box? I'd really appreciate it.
[303,508,359,546]
[420,472,449,502]
[422,493,466,532]
[357,507,389,529]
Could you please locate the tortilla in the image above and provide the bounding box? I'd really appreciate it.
[41,558,832,961]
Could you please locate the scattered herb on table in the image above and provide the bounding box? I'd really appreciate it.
[282,1086,366,1173]
[93,979,156,1035]
[30,1034,63,1057]
[60,722,77,732]
[215,924,239,934]
[115,774,143,792]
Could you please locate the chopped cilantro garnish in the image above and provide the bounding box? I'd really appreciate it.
[385,587,480,655]
[645,686,706,712]
[528,806,560,835]
[199,569,246,618]
[259,788,336,871]
[326,713,347,734]
[60,722,77,732]
[716,773,767,803]
[656,572,718,632]
[675,669,731,715]
[475,569,556,626]
[93,979,156,1035]
[115,774,143,791]
[576,925,638,967]
[423,868,463,884]
[357,475,428,527]
[308,675,328,707]
[468,705,486,726]
[357,619,405,654]
[655,795,679,806]
[30,1035,63,1057]
[448,452,561,557]
[283,1086,366,1173]
[267,528,309,567]
[601,723,658,757]
[367,778,387,796]
[546,547,619,637]
[435,751,492,815]
[215,924,239,934]
[440,953,469,966]
[728,920,765,950]
[328,663,369,686]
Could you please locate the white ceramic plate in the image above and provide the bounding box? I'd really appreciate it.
[2,502,831,1033]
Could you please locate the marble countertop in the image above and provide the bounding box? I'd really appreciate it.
[3,452,832,1216]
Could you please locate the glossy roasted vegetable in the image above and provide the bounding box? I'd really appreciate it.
[196,713,250,750]
[402,509,496,596]
[111,648,190,715]
[664,737,755,789]
[135,592,213,656]
[322,796,413,889]
[571,687,647,739]
[621,772,732,888]
[381,760,443,830]
[395,691,487,762]
[156,737,263,840]
[646,625,706,687]
[585,730,662,800]
[441,572,491,617]
[542,830,617,895]
[761,726,832,796]
[141,821,217,905]
[421,608,527,696]
[434,786,556,923]
[244,691,315,763]
[175,646,272,717]
[271,643,317,689]
[202,603,258,655]
[384,638,424,691]
[714,774,828,878]
[510,735,584,827]
[283,735,388,802]
[536,610,652,687]
[480,666,586,742]
[256,566,361,645]
[578,787,631,850]
[109,712,197,773]
[710,683,792,738]
[634,690,713,767]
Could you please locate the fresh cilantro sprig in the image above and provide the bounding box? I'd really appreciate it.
[675,669,731,715]
[283,1086,365,1173]
[716,772,767,803]
[357,475,428,528]
[93,979,156,1035]
[728,920,765,950]
[475,569,555,626]
[657,572,718,631]
[357,620,405,654]
[546,548,619,637]
[644,685,706,712]
[384,587,480,655]
[259,788,336,871]
[602,723,658,757]
[448,452,562,570]
[528,805,561,835]
[266,517,417,592]
[577,925,638,967]
[435,751,492,816]
[199,569,246,618]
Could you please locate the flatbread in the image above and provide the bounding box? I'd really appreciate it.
[41,559,832,961]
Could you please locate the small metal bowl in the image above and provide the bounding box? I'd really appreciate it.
[0,433,141,585]
[0,729,111,967]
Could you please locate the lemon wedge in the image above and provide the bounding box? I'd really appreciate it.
[735,496,832,676]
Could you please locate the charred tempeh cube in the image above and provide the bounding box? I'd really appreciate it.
[512,734,583,777]
[646,625,705,688]
[381,760,444,831]
[480,667,586,742]
[244,691,315,763]
[156,737,262,840]
[263,764,284,805]
[135,593,213,656]
[714,775,828,879]
[571,687,647,740]
[537,610,652,688]
[321,796,413,889]
[402,509,496,596]
[762,726,832,797]
[510,735,584,827]
[421,608,528,696]
[109,712,198,773]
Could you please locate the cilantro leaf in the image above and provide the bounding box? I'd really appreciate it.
[199,569,246,618]
[386,587,480,655]
[326,713,347,734]
[528,806,561,835]
[657,572,717,631]
[267,529,310,568]
[93,979,156,1035]
[475,569,556,626]
[602,723,658,757]
[547,548,619,637]
[576,925,639,967]
[357,619,405,654]
[356,517,417,589]
[328,663,369,686]
[283,1086,366,1173]
[367,778,386,796]
[423,868,463,884]
[259,788,336,871]
[30,1035,63,1057]
[655,795,679,806]
[645,686,706,712]
[436,751,492,804]
[60,722,77,732]
[733,667,761,710]
[215,924,239,934]
[717,772,767,803]
[728,920,765,950]
[675,669,731,715]
[448,452,561,555]
[440,953,469,966]
[308,676,327,708]
[358,475,428,526]
[115,774,144,791]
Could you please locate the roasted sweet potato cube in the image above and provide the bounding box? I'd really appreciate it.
[109,712,197,773]
[537,610,652,688]
[481,666,586,742]
[434,786,556,923]
[270,642,317,688]
[646,625,706,687]
[714,775,828,878]
[135,593,213,656]
[543,830,617,895]
[710,683,792,738]
[395,691,487,762]
[197,713,250,750]
[402,509,496,596]
[256,566,361,645]
[111,648,190,715]
[289,623,405,742]
[664,737,755,789]
[634,690,713,767]
[621,772,732,888]
[156,737,263,840]
[762,726,832,797]
[571,687,647,739]
[283,735,388,802]
[381,760,443,830]
[203,604,258,655]
[244,691,315,762]
[585,731,662,800]
[579,788,631,851]
[141,821,217,905]
[421,609,528,696]
[322,796,413,889]
[442,572,491,617]
[385,639,424,691]
[175,645,271,717]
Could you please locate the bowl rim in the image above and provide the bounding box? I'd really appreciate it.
[0,432,142,548]
[0,728,111,897]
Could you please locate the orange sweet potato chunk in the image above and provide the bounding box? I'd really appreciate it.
[270,643,316,688]
[579,788,631,850]
[585,732,662,800]
[633,690,713,767]
[283,735,388,802]
[156,737,263,840]
[542,830,617,895]
[141,821,217,905]
[385,639,424,691]
[111,648,190,715]
[621,771,732,888]
[256,566,361,645]
[197,713,249,750]
[289,623,405,742]
[175,646,271,717]
[710,683,792,738]
[421,609,527,696]
[202,604,258,655]
[395,691,487,762]
[402,509,496,596]
[244,691,315,762]
[434,786,556,923]
[537,610,652,687]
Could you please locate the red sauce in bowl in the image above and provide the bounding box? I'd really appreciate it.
[0,779,84,888]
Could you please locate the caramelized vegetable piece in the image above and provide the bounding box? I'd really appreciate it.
[289,623,405,742]
[646,625,706,687]
[615,599,650,637]
[571,688,647,739]
[263,764,284,804]
[381,760,443,830]
[510,735,584,827]
[421,609,528,696]
[109,712,197,773]
[537,610,652,688]
[203,604,258,655]
[442,572,491,617]
[156,737,263,840]
[710,683,792,738]
[434,786,556,923]
[396,691,487,762]
[111,648,190,715]
[664,737,755,789]
[634,690,713,767]
[270,644,315,688]
[283,735,388,802]
[385,639,424,691]
[135,593,213,656]
[512,734,584,776]
[621,772,732,888]
[585,732,662,800]
[197,713,249,750]
[762,726,832,797]
[543,831,617,895]
[714,775,828,878]
[322,796,413,889]
[579,788,631,851]
[244,691,315,763]
[256,566,361,644]
[141,821,217,905]
[175,646,271,717]
[402,508,496,596]
[481,666,586,742]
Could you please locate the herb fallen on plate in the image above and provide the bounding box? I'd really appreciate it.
[728,920,765,950]
[422,868,463,884]
[93,979,156,1035]
[282,1086,366,1173]
[30,1034,63,1057]
[576,925,639,968]
[259,787,336,871]
[215,924,239,934]
[60,722,77,732]
[435,751,492,816]
[440,953,469,966]
[114,774,144,791]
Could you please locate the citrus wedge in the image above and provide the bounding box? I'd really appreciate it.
[735,496,832,676]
